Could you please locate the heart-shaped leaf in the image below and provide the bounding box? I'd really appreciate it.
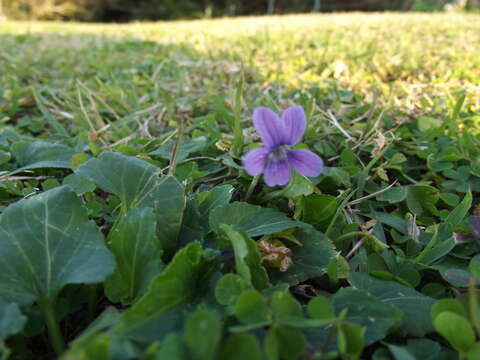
[350,272,434,337]
[76,151,185,255]
[332,287,403,345]
[0,186,115,305]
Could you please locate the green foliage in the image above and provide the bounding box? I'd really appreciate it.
[1,12,480,360]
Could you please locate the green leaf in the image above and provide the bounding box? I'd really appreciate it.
[148,333,186,360]
[76,152,185,255]
[402,338,441,360]
[210,202,308,237]
[266,173,314,199]
[270,228,336,285]
[327,254,350,285]
[302,194,337,230]
[219,334,262,360]
[332,288,403,345]
[215,274,249,307]
[62,333,112,360]
[114,242,205,336]
[104,207,164,305]
[386,344,416,360]
[235,290,271,326]
[185,308,222,360]
[271,291,303,321]
[307,296,335,321]
[467,343,480,360]
[377,186,407,204]
[195,185,234,216]
[350,272,434,336]
[149,136,207,162]
[0,186,115,305]
[63,174,96,195]
[406,185,439,216]
[0,303,27,340]
[11,140,76,172]
[431,299,466,322]
[470,255,480,279]
[264,324,306,360]
[220,225,270,290]
[337,321,365,358]
[434,311,475,353]
[440,189,472,239]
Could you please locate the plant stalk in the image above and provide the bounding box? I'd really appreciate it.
[39,299,65,355]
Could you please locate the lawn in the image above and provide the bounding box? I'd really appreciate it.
[1,13,480,359]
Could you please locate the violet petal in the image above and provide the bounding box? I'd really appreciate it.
[253,107,285,148]
[243,147,268,176]
[287,149,323,177]
[470,216,480,238]
[282,106,306,145]
[264,159,291,186]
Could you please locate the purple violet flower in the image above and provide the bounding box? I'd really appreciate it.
[243,106,323,187]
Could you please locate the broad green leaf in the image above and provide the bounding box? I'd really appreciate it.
[332,288,403,345]
[386,344,416,360]
[149,136,207,162]
[434,311,475,353]
[221,225,270,290]
[210,202,308,237]
[11,140,76,172]
[235,290,271,326]
[377,186,407,203]
[264,324,306,360]
[271,291,303,321]
[350,272,434,336]
[195,185,234,216]
[302,194,337,230]
[266,173,314,199]
[76,151,185,255]
[215,274,249,307]
[114,242,205,336]
[62,174,96,195]
[307,297,335,321]
[402,338,441,360]
[219,333,262,360]
[185,308,222,360]
[406,185,439,216]
[270,228,335,285]
[0,303,27,339]
[104,208,164,305]
[76,151,158,207]
[431,299,466,322]
[0,186,115,305]
[337,321,365,358]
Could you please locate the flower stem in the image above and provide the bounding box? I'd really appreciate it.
[232,72,244,157]
[38,299,65,355]
[245,175,259,201]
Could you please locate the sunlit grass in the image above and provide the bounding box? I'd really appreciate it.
[1,13,479,140]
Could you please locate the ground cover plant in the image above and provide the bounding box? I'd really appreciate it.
[1,12,480,359]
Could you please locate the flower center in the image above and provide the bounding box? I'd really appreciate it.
[269,145,289,162]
